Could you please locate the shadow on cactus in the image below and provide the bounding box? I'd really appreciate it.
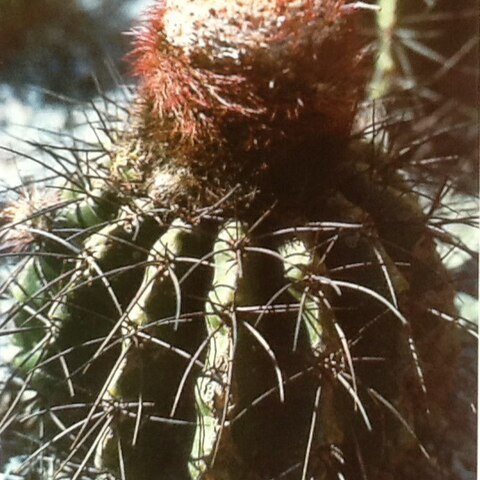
[0,1,476,479]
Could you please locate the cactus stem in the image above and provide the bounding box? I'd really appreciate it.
[190,220,247,479]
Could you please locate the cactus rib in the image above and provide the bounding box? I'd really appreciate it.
[189,221,246,480]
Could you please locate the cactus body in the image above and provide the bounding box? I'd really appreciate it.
[3,139,471,478]
[0,1,475,480]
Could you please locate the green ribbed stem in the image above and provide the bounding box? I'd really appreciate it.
[189,221,247,480]
[279,238,344,477]
[95,220,195,473]
[3,139,469,480]
[369,0,398,99]
[58,187,118,230]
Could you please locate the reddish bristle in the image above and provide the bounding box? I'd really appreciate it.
[129,0,371,149]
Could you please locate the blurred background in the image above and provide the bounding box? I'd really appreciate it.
[0,0,155,187]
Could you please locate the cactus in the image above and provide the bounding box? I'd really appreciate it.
[0,1,476,479]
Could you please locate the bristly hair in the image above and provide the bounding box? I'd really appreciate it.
[0,186,60,252]
[129,0,372,153]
